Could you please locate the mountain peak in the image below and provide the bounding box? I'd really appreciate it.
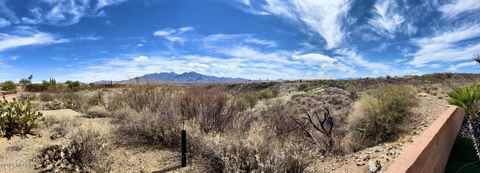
[122,71,248,83]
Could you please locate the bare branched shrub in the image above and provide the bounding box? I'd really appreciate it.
[114,86,181,147]
[346,85,418,151]
[180,88,244,133]
[292,107,335,153]
[69,124,112,172]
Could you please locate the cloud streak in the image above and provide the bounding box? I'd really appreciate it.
[0,28,67,52]
[410,24,480,66]
[242,0,352,49]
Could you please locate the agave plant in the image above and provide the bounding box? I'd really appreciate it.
[448,84,480,159]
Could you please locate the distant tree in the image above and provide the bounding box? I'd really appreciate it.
[28,75,33,81]
[65,80,81,92]
[19,79,30,85]
[1,80,16,91]
[42,78,58,91]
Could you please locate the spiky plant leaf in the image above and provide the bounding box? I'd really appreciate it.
[448,84,480,118]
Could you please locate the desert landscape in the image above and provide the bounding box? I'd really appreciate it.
[0,73,477,173]
[1,0,480,172]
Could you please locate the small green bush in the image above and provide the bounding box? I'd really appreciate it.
[1,80,16,91]
[0,99,43,137]
[65,80,81,92]
[346,85,418,151]
[25,83,48,92]
[258,87,279,99]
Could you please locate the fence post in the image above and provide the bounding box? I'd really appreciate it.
[181,129,187,167]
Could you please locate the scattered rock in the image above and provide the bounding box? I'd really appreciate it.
[368,160,381,173]
[360,154,370,161]
[386,148,396,156]
[417,93,428,97]
[356,161,365,166]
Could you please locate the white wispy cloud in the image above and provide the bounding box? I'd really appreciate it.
[368,0,405,37]
[242,0,352,49]
[0,17,10,27]
[244,38,276,47]
[439,0,480,19]
[335,48,390,74]
[20,0,128,25]
[153,27,194,43]
[410,24,480,66]
[448,61,477,71]
[0,27,67,52]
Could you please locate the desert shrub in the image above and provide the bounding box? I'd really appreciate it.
[257,144,308,173]
[25,83,48,92]
[123,85,174,113]
[258,87,280,99]
[45,100,63,110]
[39,92,55,102]
[219,141,259,172]
[18,93,37,101]
[87,92,106,107]
[114,85,180,147]
[180,88,244,133]
[241,94,259,109]
[37,123,112,172]
[65,80,81,92]
[0,99,43,137]
[59,92,84,111]
[198,139,308,173]
[85,106,111,118]
[105,92,124,112]
[346,85,418,151]
[291,92,314,99]
[115,108,181,147]
[42,79,58,92]
[1,80,16,91]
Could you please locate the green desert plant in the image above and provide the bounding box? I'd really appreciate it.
[65,80,81,92]
[2,80,16,91]
[448,84,480,159]
[0,99,43,137]
[347,85,417,151]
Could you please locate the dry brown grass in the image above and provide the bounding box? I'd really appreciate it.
[85,105,111,118]
[180,87,245,133]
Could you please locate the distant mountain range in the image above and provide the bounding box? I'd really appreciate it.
[96,72,249,84]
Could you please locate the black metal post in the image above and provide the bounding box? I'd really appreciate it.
[181,130,187,167]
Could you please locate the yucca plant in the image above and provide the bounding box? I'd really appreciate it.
[448,84,480,159]
[0,98,43,138]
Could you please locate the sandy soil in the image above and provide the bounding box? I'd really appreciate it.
[2,94,16,102]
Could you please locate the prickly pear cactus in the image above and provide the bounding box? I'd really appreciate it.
[0,98,43,137]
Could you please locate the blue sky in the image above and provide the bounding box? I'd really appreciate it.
[0,0,479,82]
